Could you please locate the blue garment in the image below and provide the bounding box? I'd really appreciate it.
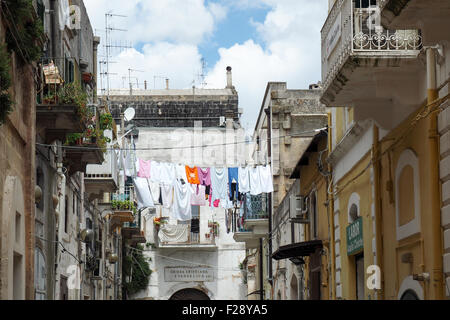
[228,167,239,200]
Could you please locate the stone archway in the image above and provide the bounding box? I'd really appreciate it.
[169,288,210,300]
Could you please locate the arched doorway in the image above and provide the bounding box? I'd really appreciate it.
[169,288,210,300]
[290,274,298,300]
[400,290,419,300]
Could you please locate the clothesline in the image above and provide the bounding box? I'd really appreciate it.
[130,158,274,225]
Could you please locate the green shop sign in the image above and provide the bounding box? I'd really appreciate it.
[346,217,363,256]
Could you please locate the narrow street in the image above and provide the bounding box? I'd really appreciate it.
[0,0,449,308]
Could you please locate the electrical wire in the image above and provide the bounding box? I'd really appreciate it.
[35,127,328,151]
[34,234,83,264]
[125,245,242,271]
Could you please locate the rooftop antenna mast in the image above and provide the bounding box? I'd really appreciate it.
[197,57,207,88]
[128,68,144,95]
[105,12,130,99]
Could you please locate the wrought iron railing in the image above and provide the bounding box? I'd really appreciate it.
[321,0,422,92]
[232,193,269,233]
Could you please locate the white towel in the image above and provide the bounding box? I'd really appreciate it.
[161,184,174,209]
[259,165,274,193]
[158,224,189,243]
[133,177,154,209]
[173,180,193,221]
[238,167,250,193]
[249,166,262,195]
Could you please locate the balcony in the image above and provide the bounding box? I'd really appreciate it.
[233,194,269,248]
[157,219,217,250]
[109,188,136,231]
[122,212,146,245]
[85,148,119,201]
[321,0,423,128]
[379,0,450,45]
[36,61,88,143]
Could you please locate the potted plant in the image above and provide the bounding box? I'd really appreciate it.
[99,113,113,130]
[65,133,83,146]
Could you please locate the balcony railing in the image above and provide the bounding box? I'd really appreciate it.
[232,193,269,233]
[321,0,422,93]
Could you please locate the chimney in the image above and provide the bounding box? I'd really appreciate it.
[165,78,169,90]
[225,109,234,129]
[226,66,233,89]
[144,80,147,90]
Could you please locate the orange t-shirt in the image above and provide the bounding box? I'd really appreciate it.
[185,166,200,184]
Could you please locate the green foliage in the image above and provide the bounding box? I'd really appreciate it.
[111,199,135,212]
[3,0,44,63]
[65,133,83,146]
[0,45,13,126]
[123,245,152,296]
[99,113,113,130]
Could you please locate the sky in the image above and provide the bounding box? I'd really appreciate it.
[83,0,329,132]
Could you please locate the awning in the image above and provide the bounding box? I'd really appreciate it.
[272,240,323,260]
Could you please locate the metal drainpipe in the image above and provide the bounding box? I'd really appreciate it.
[259,238,264,300]
[372,124,384,299]
[264,107,273,293]
[426,47,443,299]
[327,113,336,300]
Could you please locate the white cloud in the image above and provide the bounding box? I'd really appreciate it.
[206,0,328,131]
[103,43,202,92]
[84,0,226,45]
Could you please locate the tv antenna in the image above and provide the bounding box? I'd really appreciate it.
[104,12,131,98]
[197,57,208,88]
[128,68,145,94]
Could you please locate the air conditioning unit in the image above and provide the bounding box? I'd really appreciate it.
[219,116,226,126]
[290,195,309,224]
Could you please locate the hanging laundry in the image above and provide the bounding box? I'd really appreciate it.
[213,199,220,208]
[259,165,274,193]
[197,167,211,186]
[138,159,151,178]
[160,162,176,185]
[173,179,193,221]
[211,167,229,204]
[185,166,200,184]
[158,224,189,243]
[147,179,161,204]
[133,177,154,209]
[249,166,262,195]
[191,184,206,206]
[228,167,239,200]
[226,209,233,233]
[124,150,135,177]
[150,160,162,182]
[238,166,250,193]
[161,184,174,209]
[175,164,189,183]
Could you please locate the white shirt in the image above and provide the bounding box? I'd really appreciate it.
[211,167,229,204]
[160,162,176,186]
[175,164,189,183]
[150,161,162,182]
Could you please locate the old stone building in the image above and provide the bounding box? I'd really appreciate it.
[101,68,248,300]
[233,82,327,300]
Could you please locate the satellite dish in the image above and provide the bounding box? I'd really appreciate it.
[124,107,135,122]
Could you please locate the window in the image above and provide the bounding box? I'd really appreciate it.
[64,57,74,83]
[354,0,377,8]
